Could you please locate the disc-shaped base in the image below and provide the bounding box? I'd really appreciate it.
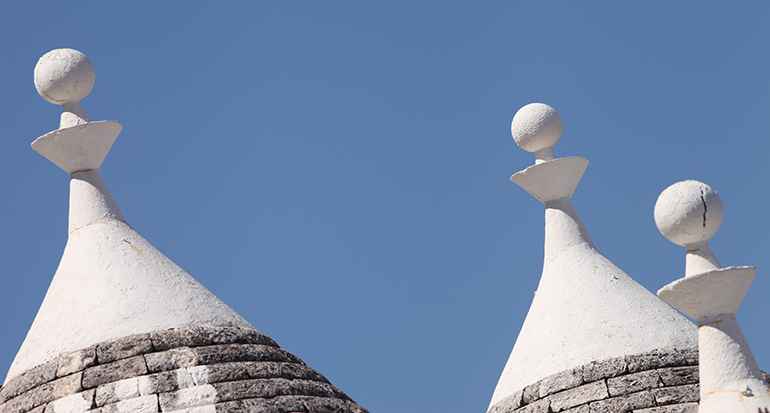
[31,121,122,174]
[510,157,589,203]
[657,266,756,324]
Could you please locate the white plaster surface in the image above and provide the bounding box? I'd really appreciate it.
[5,166,251,383]
[511,103,562,155]
[654,180,723,247]
[34,49,94,105]
[490,108,697,408]
[31,121,122,175]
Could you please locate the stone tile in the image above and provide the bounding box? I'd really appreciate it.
[1,361,58,402]
[633,402,698,413]
[149,327,277,352]
[0,373,82,413]
[96,334,152,364]
[82,356,148,390]
[562,405,589,413]
[211,378,346,402]
[488,389,523,413]
[657,367,699,387]
[57,347,97,378]
[583,357,627,383]
[43,389,94,413]
[626,350,686,374]
[145,348,198,374]
[191,345,300,367]
[676,348,699,366]
[98,395,157,413]
[522,380,541,405]
[607,370,662,397]
[516,396,550,413]
[588,390,655,413]
[541,367,584,397]
[137,369,194,396]
[651,384,699,406]
[95,377,140,407]
[188,362,328,386]
[159,385,219,411]
[549,381,609,412]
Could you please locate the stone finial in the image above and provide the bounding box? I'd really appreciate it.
[655,181,770,412]
[511,103,562,164]
[31,49,122,175]
[654,180,724,277]
[34,48,95,128]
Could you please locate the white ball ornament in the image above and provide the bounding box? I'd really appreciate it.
[511,103,562,153]
[654,180,724,246]
[34,49,95,105]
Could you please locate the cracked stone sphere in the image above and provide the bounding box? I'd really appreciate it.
[654,180,724,246]
[34,48,95,105]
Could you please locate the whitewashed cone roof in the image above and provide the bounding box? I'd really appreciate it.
[488,104,698,409]
[2,49,367,413]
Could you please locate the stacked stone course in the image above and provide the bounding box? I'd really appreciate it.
[0,326,368,413]
[488,348,705,413]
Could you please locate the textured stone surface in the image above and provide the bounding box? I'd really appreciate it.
[656,367,698,387]
[607,370,662,397]
[634,403,698,413]
[145,348,198,373]
[1,326,368,413]
[57,347,97,378]
[1,362,57,403]
[522,380,541,405]
[488,390,523,413]
[548,381,608,412]
[651,385,698,406]
[541,367,584,397]
[625,351,687,374]
[588,390,655,412]
[82,356,148,390]
[583,357,627,383]
[517,397,550,413]
[96,334,152,364]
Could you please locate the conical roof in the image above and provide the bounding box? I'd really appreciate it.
[1,48,367,413]
[488,104,698,410]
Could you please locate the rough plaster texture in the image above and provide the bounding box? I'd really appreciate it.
[655,181,770,412]
[490,105,698,408]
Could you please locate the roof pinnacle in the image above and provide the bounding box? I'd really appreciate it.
[511,103,562,164]
[34,48,95,128]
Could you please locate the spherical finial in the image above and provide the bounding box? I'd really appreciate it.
[654,180,724,246]
[511,103,562,153]
[34,49,95,105]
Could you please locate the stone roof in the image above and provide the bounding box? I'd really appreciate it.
[1,48,368,413]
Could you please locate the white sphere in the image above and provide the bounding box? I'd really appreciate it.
[654,180,724,246]
[511,103,562,153]
[34,49,95,105]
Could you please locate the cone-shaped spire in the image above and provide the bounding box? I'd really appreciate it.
[488,104,697,409]
[2,49,367,413]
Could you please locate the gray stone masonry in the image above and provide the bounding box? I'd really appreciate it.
[487,347,728,413]
[0,326,368,413]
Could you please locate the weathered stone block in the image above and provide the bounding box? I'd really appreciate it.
[522,380,541,405]
[677,348,699,366]
[652,384,699,406]
[516,396,550,413]
[57,347,97,378]
[607,370,662,397]
[657,367,699,387]
[561,404,589,413]
[191,345,300,366]
[211,378,345,402]
[145,348,198,373]
[137,369,194,396]
[294,395,369,413]
[82,356,148,390]
[98,395,157,413]
[583,357,627,383]
[541,367,584,397]
[149,326,277,352]
[1,373,82,413]
[626,350,686,374]
[488,389,523,413]
[43,389,94,413]
[587,390,655,412]
[548,380,609,412]
[95,377,140,407]
[188,362,327,386]
[96,334,152,364]
[1,361,57,402]
[158,385,219,411]
[634,402,698,413]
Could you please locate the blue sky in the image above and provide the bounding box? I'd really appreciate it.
[1,3,769,412]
